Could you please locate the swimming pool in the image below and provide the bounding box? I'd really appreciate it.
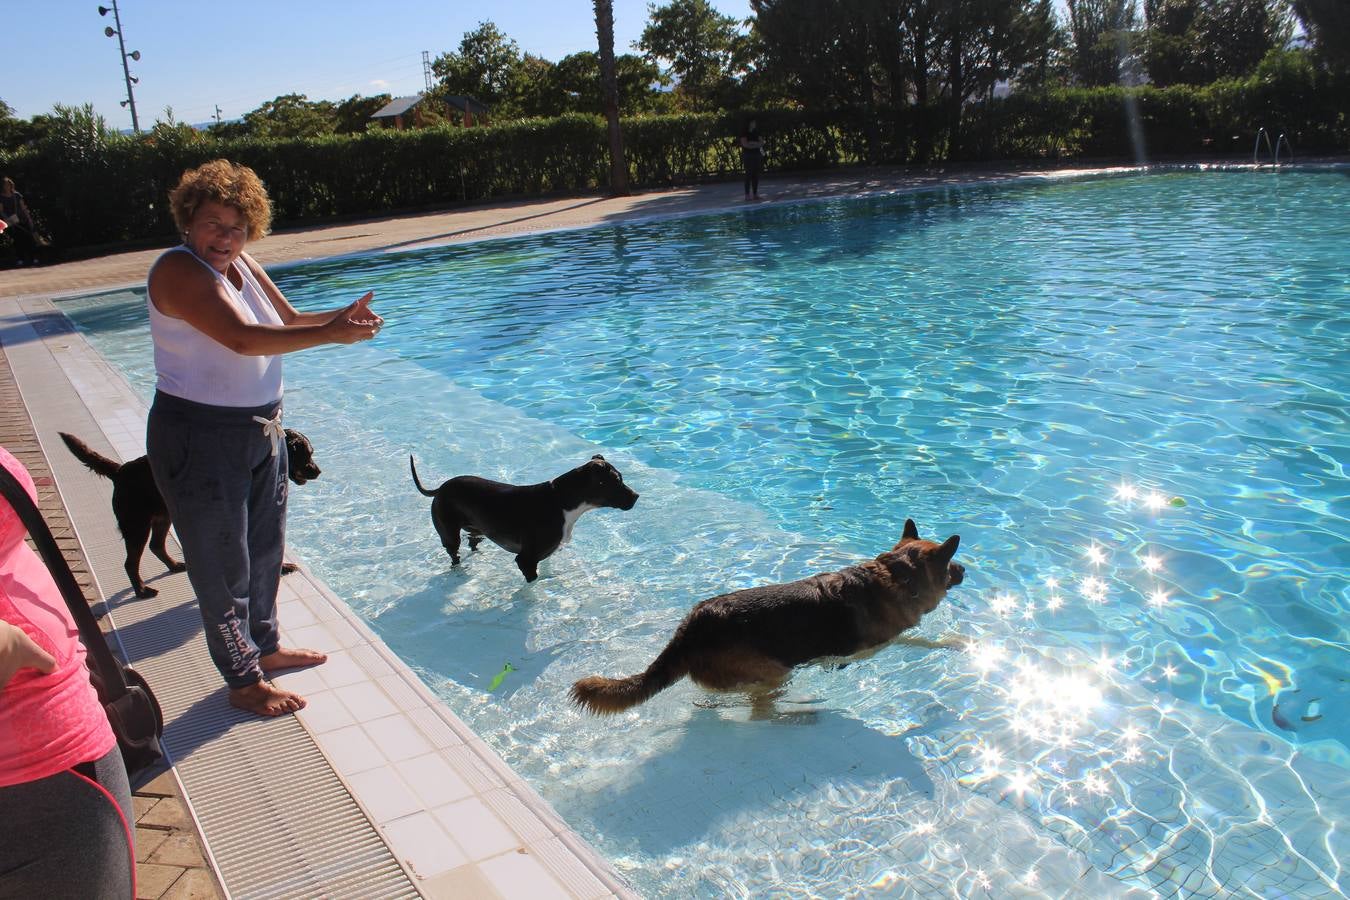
[64,169,1349,897]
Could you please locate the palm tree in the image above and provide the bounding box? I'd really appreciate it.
[594,0,630,196]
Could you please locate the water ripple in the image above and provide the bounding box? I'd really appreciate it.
[60,169,1350,899]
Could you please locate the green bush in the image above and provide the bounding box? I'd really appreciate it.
[966,59,1346,162]
[2,65,1344,254]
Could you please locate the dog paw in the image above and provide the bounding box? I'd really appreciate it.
[134,586,159,599]
[281,562,298,575]
[168,562,187,573]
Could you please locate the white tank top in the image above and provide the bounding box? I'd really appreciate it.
[147,246,285,407]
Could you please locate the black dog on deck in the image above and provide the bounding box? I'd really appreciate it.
[571,519,965,716]
[59,430,321,598]
[409,453,639,582]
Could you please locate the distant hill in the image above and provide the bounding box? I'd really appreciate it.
[115,119,240,136]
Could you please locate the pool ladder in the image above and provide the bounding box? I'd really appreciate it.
[1253,127,1293,166]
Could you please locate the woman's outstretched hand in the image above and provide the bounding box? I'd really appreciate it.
[327,291,383,344]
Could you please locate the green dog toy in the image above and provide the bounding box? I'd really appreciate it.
[487,663,516,692]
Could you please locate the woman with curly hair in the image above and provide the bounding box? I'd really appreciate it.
[147,159,382,717]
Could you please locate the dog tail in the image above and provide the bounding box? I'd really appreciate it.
[409,455,437,497]
[570,630,691,715]
[59,432,122,480]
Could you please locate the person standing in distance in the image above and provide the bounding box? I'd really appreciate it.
[146,159,382,717]
[738,120,765,200]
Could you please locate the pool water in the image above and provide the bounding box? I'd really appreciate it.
[64,169,1349,898]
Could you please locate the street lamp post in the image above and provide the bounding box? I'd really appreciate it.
[98,1,141,133]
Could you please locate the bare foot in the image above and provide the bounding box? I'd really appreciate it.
[260,647,328,672]
[229,681,306,717]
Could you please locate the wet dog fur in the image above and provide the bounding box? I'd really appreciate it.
[571,519,964,716]
[410,453,638,582]
[59,429,321,598]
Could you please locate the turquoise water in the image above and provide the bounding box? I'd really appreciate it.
[64,170,1349,897]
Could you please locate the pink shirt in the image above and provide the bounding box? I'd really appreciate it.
[0,446,115,786]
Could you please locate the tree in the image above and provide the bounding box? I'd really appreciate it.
[1144,0,1291,85]
[751,0,914,111]
[334,93,392,134]
[432,22,526,114]
[939,0,1062,155]
[1002,0,1063,89]
[1142,0,1202,85]
[146,107,204,148]
[750,0,1062,159]
[1065,0,1140,85]
[640,0,748,110]
[0,100,43,153]
[40,103,123,164]
[545,51,668,115]
[240,94,337,138]
[595,0,630,196]
[512,54,560,118]
[1290,0,1350,72]
[205,118,249,140]
[1191,0,1291,81]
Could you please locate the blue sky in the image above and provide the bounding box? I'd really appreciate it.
[10,0,753,128]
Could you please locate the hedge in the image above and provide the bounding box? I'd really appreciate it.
[2,69,1344,254]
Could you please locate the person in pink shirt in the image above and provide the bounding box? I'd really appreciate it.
[0,446,135,899]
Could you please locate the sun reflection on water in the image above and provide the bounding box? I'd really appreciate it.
[957,477,1192,831]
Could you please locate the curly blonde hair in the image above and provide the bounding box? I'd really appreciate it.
[168,159,272,240]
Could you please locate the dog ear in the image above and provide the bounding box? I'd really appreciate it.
[591,454,605,462]
[934,535,960,566]
[894,519,919,547]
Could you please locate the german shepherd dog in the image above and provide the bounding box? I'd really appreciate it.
[571,520,964,716]
[59,430,321,598]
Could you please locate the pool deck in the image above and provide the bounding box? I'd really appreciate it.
[0,160,1279,899]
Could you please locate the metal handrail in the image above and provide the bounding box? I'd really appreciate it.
[1275,133,1293,165]
[1253,127,1275,165]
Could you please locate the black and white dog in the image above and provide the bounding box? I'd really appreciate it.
[410,454,638,582]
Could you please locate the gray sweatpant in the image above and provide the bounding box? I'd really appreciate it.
[0,745,134,900]
[146,391,288,689]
